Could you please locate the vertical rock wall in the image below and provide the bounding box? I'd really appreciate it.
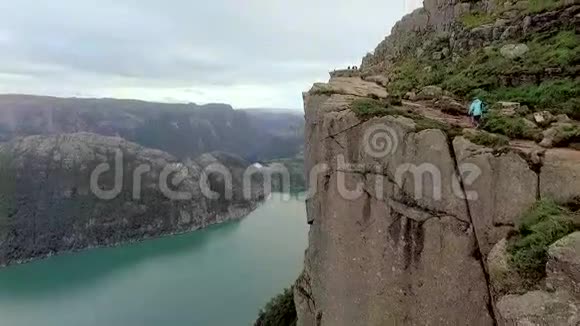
[295,77,580,325]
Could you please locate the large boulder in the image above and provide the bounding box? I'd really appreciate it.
[540,148,580,202]
[364,75,390,87]
[540,123,574,148]
[453,137,538,254]
[493,102,521,117]
[547,232,580,298]
[497,290,580,326]
[534,111,555,127]
[434,96,466,116]
[416,85,444,100]
[500,43,530,59]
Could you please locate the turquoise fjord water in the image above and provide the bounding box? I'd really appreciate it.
[0,194,309,326]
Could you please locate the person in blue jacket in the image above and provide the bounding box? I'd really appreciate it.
[468,98,486,127]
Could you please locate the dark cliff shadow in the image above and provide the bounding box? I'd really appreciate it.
[0,220,242,298]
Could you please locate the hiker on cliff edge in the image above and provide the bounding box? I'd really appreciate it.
[468,97,486,128]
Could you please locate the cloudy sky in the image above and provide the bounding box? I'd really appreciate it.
[0,0,421,109]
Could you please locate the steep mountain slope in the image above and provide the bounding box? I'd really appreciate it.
[0,133,264,267]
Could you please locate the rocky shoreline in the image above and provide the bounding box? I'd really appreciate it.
[0,133,265,268]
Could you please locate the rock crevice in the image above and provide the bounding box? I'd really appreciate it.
[295,75,580,325]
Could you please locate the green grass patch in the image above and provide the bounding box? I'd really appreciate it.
[439,30,580,117]
[386,58,446,97]
[465,131,510,148]
[350,98,404,119]
[255,287,297,326]
[481,112,543,140]
[508,199,579,283]
[461,12,495,29]
[474,79,580,120]
[558,124,580,144]
[385,30,579,116]
[310,86,343,96]
[525,31,580,70]
[527,0,565,13]
[350,98,462,138]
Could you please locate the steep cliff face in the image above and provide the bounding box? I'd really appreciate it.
[0,133,263,267]
[295,76,580,325]
[296,1,580,322]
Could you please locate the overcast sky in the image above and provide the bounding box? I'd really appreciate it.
[0,0,421,109]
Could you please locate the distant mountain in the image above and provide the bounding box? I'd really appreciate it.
[243,109,304,136]
[0,95,303,162]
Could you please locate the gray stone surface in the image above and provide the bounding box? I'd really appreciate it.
[453,137,538,254]
[540,148,580,203]
[296,81,493,326]
[497,290,580,326]
[417,85,444,100]
[547,232,580,298]
[500,43,530,59]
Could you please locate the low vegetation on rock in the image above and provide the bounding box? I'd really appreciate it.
[508,199,579,283]
[480,112,542,140]
[527,0,568,13]
[350,98,402,118]
[350,98,464,140]
[461,11,495,29]
[464,130,510,148]
[254,288,297,326]
[386,29,580,120]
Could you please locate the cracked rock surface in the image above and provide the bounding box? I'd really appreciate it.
[296,77,580,326]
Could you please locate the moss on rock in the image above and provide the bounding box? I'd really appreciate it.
[508,199,580,285]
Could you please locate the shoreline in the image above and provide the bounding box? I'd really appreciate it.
[0,198,265,270]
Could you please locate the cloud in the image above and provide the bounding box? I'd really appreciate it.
[0,0,409,108]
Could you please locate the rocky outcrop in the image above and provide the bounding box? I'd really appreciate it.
[0,133,264,267]
[295,0,580,323]
[296,76,580,325]
[547,232,580,297]
[496,232,580,325]
[298,79,493,325]
[453,137,538,254]
[540,148,580,203]
[361,0,580,75]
